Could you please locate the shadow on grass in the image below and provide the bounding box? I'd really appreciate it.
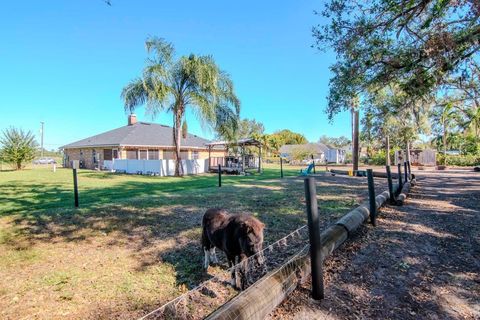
[2,176,375,285]
[79,172,117,179]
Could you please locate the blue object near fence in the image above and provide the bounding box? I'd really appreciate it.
[300,163,315,176]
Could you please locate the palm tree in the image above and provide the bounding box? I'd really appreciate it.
[433,102,460,165]
[122,37,240,176]
[462,105,480,138]
[0,127,37,170]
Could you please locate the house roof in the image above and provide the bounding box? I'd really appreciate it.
[61,122,211,149]
[279,143,330,155]
[205,138,262,147]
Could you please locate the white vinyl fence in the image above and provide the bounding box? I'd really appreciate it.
[103,159,209,176]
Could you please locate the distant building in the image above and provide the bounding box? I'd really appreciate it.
[395,149,437,166]
[325,148,346,164]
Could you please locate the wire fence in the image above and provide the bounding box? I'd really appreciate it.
[139,225,309,320]
[213,243,311,320]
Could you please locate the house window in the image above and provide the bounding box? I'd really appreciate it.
[148,149,159,160]
[163,151,174,160]
[162,151,189,160]
[139,149,148,160]
[92,149,98,164]
[103,149,113,161]
[113,149,118,159]
[126,150,138,159]
[192,151,199,160]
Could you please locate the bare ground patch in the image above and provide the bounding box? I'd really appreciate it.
[269,172,480,320]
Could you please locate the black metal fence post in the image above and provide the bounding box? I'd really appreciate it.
[73,168,79,208]
[304,177,324,300]
[366,169,376,226]
[386,165,396,204]
[404,161,408,182]
[311,154,316,174]
[218,164,222,187]
[397,163,403,192]
[280,157,284,178]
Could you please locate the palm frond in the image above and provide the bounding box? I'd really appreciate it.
[172,53,240,136]
[145,36,175,68]
[121,78,148,113]
[214,104,240,142]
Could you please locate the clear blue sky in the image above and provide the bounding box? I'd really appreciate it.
[0,0,351,150]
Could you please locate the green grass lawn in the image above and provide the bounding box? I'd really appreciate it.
[0,164,307,215]
[0,163,387,319]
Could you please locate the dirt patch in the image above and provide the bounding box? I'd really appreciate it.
[269,172,480,320]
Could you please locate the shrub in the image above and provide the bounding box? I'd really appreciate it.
[436,154,480,166]
[366,150,395,166]
[0,127,38,170]
[360,156,369,164]
[344,152,352,164]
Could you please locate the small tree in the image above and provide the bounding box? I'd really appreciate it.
[319,135,351,148]
[0,127,37,170]
[291,146,315,162]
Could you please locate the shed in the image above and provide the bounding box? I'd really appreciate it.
[205,138,262,174]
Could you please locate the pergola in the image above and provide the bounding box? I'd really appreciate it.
[205,138,262,174]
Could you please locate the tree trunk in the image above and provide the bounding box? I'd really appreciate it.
[406,141,410,163]
[386,135,391,166]
[475,114,478,137]
[352,109,359,172]
[173,110,184,176]
[443,119,447,166]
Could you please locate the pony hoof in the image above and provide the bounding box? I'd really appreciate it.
[230,279,241,290]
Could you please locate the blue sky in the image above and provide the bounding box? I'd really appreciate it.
[0,0,351,150]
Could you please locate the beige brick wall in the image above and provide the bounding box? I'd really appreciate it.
[64,147,227,169]
[198,150,226,159]
[119,148,127,160]
[64,147,100,169]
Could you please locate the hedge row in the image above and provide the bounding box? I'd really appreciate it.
[436,154,480,167]
[366,152,480,167]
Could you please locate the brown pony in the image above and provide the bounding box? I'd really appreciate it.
[201,208,265,289]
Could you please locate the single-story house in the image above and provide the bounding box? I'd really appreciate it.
[279,143,345,164]
[61,114,226,175]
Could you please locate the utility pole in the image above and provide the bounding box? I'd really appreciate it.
[40,122,45,157]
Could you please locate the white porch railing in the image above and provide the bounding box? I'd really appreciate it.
[103,159,208,176]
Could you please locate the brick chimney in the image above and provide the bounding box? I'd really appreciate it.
[128,114,137,126]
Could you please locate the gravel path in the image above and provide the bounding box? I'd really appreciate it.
[269,171,480,320]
